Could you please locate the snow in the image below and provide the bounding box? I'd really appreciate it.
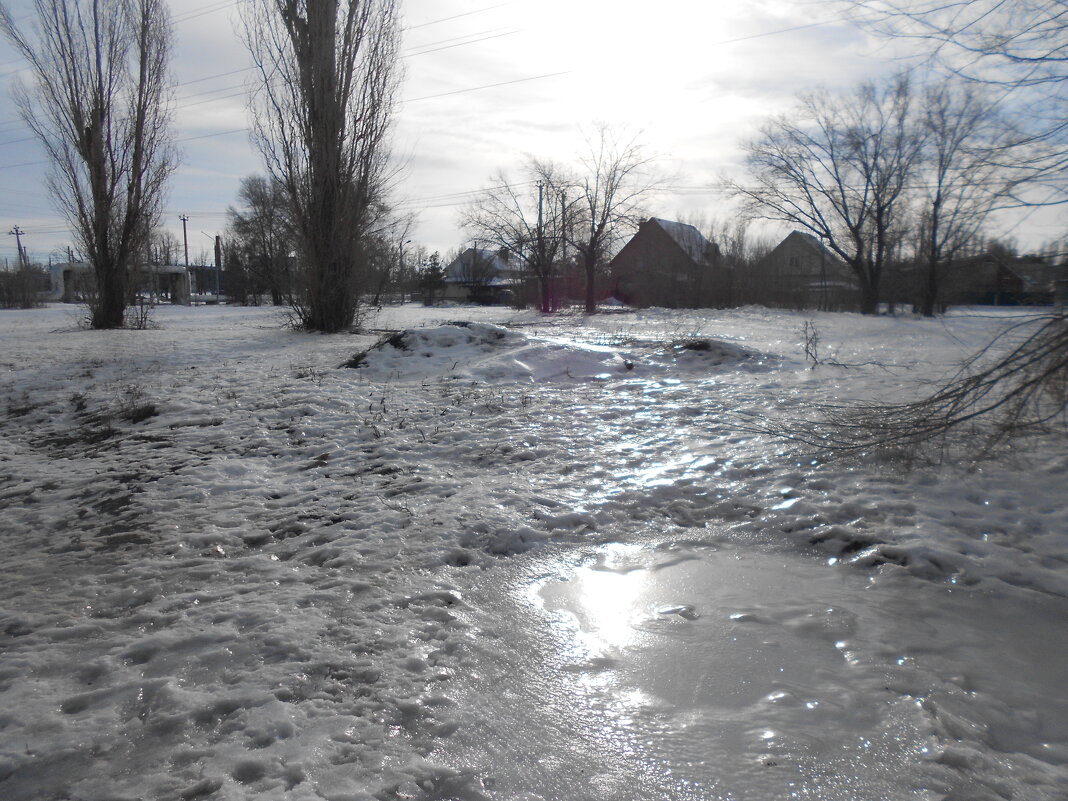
[1,302,1066,800]
[649,218,714,263]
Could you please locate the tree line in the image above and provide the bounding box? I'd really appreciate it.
[729,70,1062,315]
[2,0,400,332]
[2,0,1063,328]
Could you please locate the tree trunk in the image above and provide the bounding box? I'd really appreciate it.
[540,275,552,314]
[854,266,880,315]
[859,288,879,314]
[920,258,939,317]
[93,260,127,328]
[584,258,597,314]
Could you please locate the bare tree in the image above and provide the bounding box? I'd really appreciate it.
[730,74,924,313]
[226,175,294,306]
[242,0,402,332]
[912,81,1019,315]
[565,127,659,314]
[368,215,414,306]
[150,229,182,266]
[461,161,568,313]
[843,0,1067,205]
[1,0,177,329]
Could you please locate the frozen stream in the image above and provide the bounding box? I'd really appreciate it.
[437,536,1068,801]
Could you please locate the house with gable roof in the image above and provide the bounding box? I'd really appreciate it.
[608,218,729,308]
[442,247,522,304]
[740,231,857,311]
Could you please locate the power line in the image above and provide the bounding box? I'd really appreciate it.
[709,21,836,47]
[405,3,513,31]
[406,70,569,103]
[177,127,247,143]
[405,29,519,59]
[177,66,253,89]
[172,27,525,106]
[172,0,239,25]
[0,159,47,171]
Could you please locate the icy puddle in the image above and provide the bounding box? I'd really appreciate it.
[440,538,1068,801]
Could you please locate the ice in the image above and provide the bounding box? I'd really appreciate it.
[438,537,1068,800]
[1,304,1066,799]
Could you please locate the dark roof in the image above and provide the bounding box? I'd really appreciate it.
[649,218,714,263]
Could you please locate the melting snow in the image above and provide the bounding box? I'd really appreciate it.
[0,303,1065,800]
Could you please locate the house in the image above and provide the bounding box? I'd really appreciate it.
[740,231,857,311]
[608,218,729,308]
[934,252,1060,307]
[881,247,1068,312]
[45,261,192,305]
[1007,255,1063,304]
[442,247,521,305]
[883,248,1064,311]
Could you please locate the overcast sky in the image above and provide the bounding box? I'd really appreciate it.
[0,0,1062,266]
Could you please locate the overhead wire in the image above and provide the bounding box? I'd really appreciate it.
[172,27,525,108]
[404,3,513,32]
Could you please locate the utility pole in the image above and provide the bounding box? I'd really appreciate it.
[560,191,567,263]
[214,235,222,299]
[8,225,27,269]
[559,191,569,313]
[536,180,549,312]
[179,214,189,266]
[536,181,544,243]
[399,238,411,302]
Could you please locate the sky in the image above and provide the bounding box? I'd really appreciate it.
[0,0,1063,267]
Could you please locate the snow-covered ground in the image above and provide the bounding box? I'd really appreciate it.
[0,303,1065,801]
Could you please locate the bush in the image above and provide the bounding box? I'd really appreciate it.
[0,267,46,309]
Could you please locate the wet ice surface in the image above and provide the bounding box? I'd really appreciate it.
[439,537,1068,801]
[2,305,1067,800]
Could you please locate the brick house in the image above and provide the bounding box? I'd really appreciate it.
[608,218,729,308]
[740,231,857,311]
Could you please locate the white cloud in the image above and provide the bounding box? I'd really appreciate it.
[0,0,1057,265]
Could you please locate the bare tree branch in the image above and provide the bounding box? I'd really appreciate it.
[729,74,924,313]
[564,125,662,314]
[842,0,1068,205]
[1,0,177,328]
[242,0,402,332]
[751,313,1068,461]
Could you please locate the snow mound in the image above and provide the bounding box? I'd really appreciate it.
[343,324,771,383]
[344,322,633,383]
[666,337,771,370]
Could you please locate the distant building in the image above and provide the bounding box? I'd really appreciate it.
[740,231,857,311]
[608,218,729,307]
[45,262,192,305]
[888,250,1065,311]
[443,247,522,305]
[940,252,1061,307]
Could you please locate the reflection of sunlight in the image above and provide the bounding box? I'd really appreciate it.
[577,571,641,650]
[634,453,717,489]
[574,545,650,652]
